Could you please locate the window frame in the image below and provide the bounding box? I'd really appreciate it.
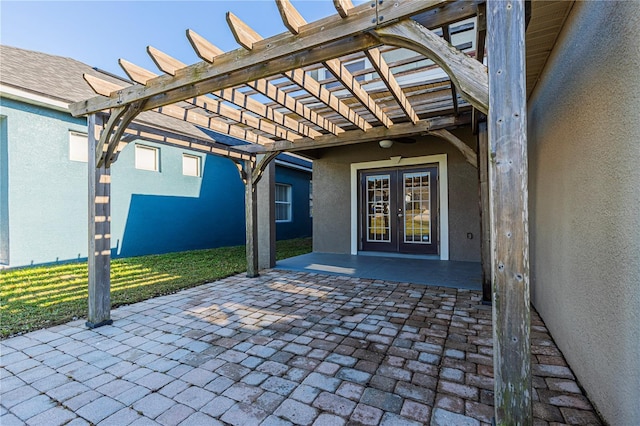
[275,183,293,223]
[182,153,201,177]
[68,131,88,163]
[134,144,159,172]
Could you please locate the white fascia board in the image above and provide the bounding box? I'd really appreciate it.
[0,84,71,113]
[274,159,313,173]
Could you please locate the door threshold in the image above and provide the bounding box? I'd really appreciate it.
[357,251,441,260]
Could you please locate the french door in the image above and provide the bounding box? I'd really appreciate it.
[360,165,438,254]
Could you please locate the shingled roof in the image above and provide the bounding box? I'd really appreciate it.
[0,45,224,146]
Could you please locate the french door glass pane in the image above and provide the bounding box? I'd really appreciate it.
[403,171,430,243]
[366,175,390,242]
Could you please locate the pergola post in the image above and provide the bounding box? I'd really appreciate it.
[86,114,113,328]
[477,121,491,303]
[487,0,532,424]
[257,156,276,269]
[244,159,259,278]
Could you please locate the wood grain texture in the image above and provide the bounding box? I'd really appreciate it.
[428,129,477,168]
[275,0,387,128]
[227,12,263,50]
[187,29,224,63]
[120,58,304,142]
[254,113,471,153]
[244,159,259,278]
[477,121,491,302]
[276,0,307,34]
[323,58,391,127]
[86,72,273,146]
[365,48,419,124]
[333,0,353,18]
[87,114,112,328]
[213,86,322,139]
[374,19,489,114]
[487,0,532,423]
[70,1,445,116]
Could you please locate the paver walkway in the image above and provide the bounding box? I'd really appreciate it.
[1,270,602,425]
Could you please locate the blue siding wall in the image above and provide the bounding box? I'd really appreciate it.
[1,98,247,266]
[275,166,312,240]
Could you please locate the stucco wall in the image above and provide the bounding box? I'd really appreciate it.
[1,99,265,266]
[312,129,480,262]
[527,2,640,424]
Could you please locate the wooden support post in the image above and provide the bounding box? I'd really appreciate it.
[244,159,259,278]
[257,156,276,269]
[487,0,532,424]
[86,114,113,328]
[477,121,491,303]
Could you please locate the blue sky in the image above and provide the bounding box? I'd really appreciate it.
[1,1,366,78]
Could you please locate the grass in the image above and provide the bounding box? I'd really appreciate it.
[0,237,311,338]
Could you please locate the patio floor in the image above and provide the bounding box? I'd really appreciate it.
[275,253,482,290]
[1,270,601,425]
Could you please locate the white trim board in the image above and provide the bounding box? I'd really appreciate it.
[350,154,449,260]
[0,84,70,113]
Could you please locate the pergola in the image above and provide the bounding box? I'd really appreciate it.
[71,1,531,423]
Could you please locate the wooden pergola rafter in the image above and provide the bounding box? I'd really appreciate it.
[73,1,532,424]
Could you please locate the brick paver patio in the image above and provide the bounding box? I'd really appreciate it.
[1,270,602,425]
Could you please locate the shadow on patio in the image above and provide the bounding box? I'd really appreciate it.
[0,270,601,425]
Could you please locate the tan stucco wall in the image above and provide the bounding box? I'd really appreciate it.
[528,2,640,425]
[312,128,480,262]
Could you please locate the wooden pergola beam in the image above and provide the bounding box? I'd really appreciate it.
[365,48,419,124]
[186,29,322,139]
[122,56,303,143]
[276,0,391,127]
[428,129,477,168]
[441,25,460,116]
[284,68,370,132]
[245,78,343,136]
[322,58,392,127]
[374,19,489,114]
[122,121,253,161]
[243,113,471,153]
[487,0,532,423]
[70,0,447,116]
[227,10,351,135]
[83,73,273,146]
[333,0,353,18]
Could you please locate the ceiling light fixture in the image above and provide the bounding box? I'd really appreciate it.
[379,139,394,148]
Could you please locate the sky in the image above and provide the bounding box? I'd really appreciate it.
[1,0,367,79]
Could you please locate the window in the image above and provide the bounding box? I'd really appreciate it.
[135,144,159,171]
[275,184,292,222]
[182,154,201,177]
[69,131,88,162]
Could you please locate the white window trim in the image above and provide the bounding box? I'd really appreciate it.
[275,183,293,223]
[182,153,201,177]
[135,144,159,172]
[69,131,88,163]
[349,154,449,260]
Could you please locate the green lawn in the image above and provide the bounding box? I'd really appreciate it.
[0,238,311,338]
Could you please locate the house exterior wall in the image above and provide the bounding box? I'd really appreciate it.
[275,165,312,241]
[527,2,640,425]
[312,129,480,262]
[0,98,311,267]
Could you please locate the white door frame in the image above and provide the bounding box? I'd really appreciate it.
[350,154,449,260]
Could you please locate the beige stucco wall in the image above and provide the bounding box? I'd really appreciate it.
[528,2,640,425]
[312,128,480,262]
